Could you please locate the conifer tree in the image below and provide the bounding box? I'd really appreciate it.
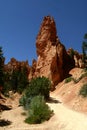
[0,47,4,88]
[82,33,87,67]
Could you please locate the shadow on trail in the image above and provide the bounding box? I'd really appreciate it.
[0,119,12,127]
[0,104,12,111]
[47,97,62,104]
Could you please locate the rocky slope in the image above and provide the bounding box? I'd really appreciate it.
[52,67,87,113]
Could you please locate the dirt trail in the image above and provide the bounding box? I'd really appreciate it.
[1,96,87,130]
[48,96,87,130]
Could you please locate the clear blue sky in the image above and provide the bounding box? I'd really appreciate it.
[0,0,87,65]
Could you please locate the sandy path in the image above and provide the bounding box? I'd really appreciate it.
[1,96,87,130]
[48,96,87,130]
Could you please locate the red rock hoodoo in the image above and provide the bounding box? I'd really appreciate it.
[29,16,75,90]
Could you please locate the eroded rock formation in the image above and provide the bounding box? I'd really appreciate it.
[4,16,76,90]
[29,16,75,89]
[4,58,30,76]
[67,48,85,68]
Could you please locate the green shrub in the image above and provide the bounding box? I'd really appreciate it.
[79,84,87,97]
[19,94,32,110]
[65,72,87,84]
[25,95,53,124]
[27,76,51,99]
[83,68,87,72]
[73,72,87,83]
[80,72,87,79]
[65,77,73,83]
[19,76,51,109]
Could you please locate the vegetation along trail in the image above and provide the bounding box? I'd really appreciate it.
[1,95,87,130]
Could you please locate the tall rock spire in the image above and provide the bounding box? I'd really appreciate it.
[36,16,57,56]
[29,16,75,90]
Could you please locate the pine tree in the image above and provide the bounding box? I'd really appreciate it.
[82,33,87,67]
[0,47,5,89]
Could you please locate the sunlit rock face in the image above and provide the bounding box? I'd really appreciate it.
[31,16,75,90]
[4,58,30,76]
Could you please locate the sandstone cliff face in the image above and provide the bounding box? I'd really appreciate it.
[30,16,75,89]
